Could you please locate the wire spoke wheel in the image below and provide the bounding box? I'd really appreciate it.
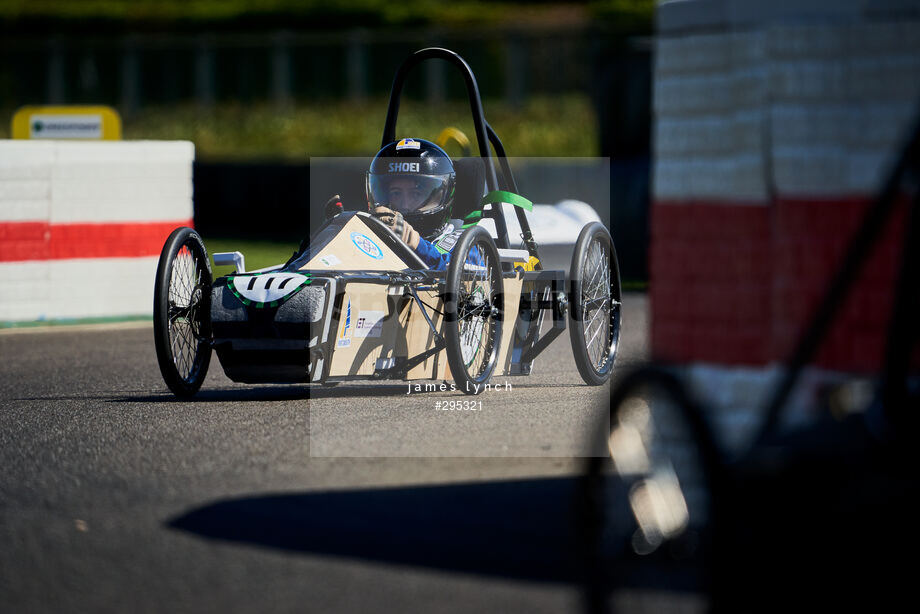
[569,222,622,386]
[153,227,212,398]
[445,225,503,395]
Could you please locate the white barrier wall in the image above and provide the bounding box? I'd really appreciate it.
[0,140,194,323]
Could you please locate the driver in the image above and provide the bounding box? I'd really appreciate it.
[366,138,466,269]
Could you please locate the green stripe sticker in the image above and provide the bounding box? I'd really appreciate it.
[479,190,533,211]
[463,191,532,228]
[461,209,482,229]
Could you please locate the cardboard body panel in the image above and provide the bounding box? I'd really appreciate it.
[303,215,412,272]
[326,285,452,381]
[327,282,396,377]
[496,274,524,375]
[404,289,450,381]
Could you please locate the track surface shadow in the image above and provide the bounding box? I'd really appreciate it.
[110,384,415,403]
[169,477,589,584]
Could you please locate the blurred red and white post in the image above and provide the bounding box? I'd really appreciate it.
[651,0,920,444]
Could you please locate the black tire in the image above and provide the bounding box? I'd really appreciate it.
[444,226,503,395]
[153,227,212,398]
[569,222,622,386]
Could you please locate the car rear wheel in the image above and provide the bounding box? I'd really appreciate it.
[444,225,503,395]
[569,222,622,386]
[153,227,212,398]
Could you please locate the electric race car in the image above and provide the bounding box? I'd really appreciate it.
[152,48,622,398]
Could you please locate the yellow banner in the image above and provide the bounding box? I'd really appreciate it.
[11,105,122,140]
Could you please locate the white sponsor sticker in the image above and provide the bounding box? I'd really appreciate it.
[30,114,102,139]
[336,338,352,348]
[319,253,341,267]
[376,357,395,370]
[436,230,461,252]
[396,138,421,151]
[354,310,385,338]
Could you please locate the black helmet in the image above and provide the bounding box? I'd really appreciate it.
[367,138,456,239]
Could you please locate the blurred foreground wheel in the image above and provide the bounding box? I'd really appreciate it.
[578,367,723,613]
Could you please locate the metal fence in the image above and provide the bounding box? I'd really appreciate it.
[0,27,641,113]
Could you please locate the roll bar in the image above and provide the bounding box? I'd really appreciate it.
[382,47,533,253]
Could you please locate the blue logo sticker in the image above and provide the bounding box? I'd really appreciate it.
[351,232,384,260]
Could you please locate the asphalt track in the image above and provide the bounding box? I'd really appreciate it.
[0,293,650,613]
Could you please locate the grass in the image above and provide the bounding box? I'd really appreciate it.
[203,236,298,277]
[0,315,152,329]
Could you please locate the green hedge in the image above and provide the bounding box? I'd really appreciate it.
[1,94,596,159]
[0,1,652,31]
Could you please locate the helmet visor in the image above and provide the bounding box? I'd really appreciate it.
[368,173,450,215]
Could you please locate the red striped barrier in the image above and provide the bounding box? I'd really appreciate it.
[0,140,194,324]
[0,220,193,262]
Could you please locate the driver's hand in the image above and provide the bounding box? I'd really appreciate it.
[372,206,420,249]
